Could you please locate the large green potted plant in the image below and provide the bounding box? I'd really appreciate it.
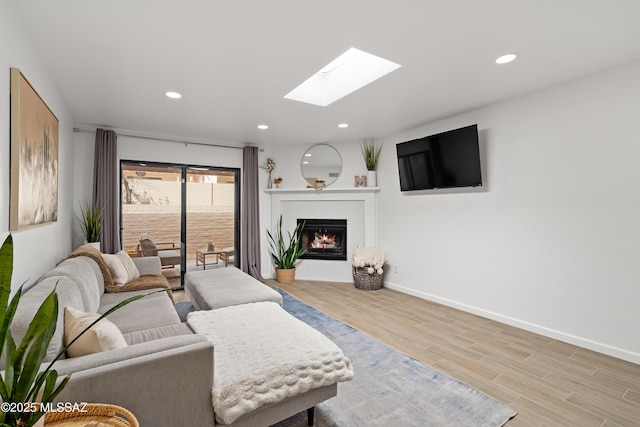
[361,137,383,187]
[77,202,102,249]
[266,216,306,284]
[0,235,162,427]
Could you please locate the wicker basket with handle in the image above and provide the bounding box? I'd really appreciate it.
[352,267,384,291]
[44,403,138,427]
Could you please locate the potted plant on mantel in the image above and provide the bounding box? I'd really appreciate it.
[77,202,102,250]
[266,215,306,284]
[361,137,383,187]
[0,235,164,427]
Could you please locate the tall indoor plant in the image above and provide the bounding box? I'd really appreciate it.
[77,202,102,249]
[0,235,162,427]
[266,215,306,284]
[361,137,382,187]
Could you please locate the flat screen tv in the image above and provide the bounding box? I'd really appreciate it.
[396,124,482,191]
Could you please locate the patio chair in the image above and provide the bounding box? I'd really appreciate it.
[219,246,235,267]
[138,233,181,268]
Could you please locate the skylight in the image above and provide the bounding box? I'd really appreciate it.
[284,48,401,107]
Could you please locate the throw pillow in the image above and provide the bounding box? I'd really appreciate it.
[103,250,140,285]
[64,306,128,358]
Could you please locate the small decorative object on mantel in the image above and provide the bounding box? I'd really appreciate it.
[352,247,387,291]
[273,177,282,188]
[361,137,383,187]
[207,241,215,251]
[354,175,366,187]
[260,157,276,189]
[314,180,326,191]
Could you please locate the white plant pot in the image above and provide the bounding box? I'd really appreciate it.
[86,241,101,250]
[366,170,377,187]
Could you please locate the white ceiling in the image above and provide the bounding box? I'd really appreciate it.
[11,0,640,146]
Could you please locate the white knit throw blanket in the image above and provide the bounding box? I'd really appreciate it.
[187,302,354,425]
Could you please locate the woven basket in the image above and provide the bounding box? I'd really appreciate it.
[44,403,139,427]
[353,267,384,291]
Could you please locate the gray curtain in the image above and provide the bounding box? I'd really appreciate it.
[241,146,264,281]
[93,128,120,254]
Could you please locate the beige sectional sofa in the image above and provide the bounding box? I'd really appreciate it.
[1,250,349,426]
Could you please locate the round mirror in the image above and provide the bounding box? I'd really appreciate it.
[301,144,342,187]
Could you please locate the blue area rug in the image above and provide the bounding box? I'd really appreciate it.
[273,288,517,427]
[176,291,516,426]
[175,301,195,322]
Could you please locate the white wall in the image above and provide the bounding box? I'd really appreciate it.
[268,59,640,363]
[378,59,640,363]
[1,2,74,291]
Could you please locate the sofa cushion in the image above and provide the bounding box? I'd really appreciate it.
[123,323,194,346]
[131,256,161,275]
[99,289,180,334]
[103,251,140,285]
[67,244,114,291]
[43,256,103,312]
[10,276,86,363]
[64,306,128,358]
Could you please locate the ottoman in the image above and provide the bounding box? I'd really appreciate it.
[185,267,283,310]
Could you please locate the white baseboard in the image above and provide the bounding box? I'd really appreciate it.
[383,281,640,365]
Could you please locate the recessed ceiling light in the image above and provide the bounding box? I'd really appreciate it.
[165,91,182,99]
[338,123,349,128]
[257,124,269,130]
[495,54,517,64]
[304,153,312,157]
[284,47,401,107]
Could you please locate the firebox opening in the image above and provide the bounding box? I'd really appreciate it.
[298,218,347,261]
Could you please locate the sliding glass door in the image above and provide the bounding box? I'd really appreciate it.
[121,161,240,288]
[186,167,238,271]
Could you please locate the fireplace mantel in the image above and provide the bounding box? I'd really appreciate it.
[264,187,379,194]
[266,186,378,282]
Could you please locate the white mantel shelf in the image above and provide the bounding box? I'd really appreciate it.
[264,187,379,194]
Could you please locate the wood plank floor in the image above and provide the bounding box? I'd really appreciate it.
[266,279,640,426]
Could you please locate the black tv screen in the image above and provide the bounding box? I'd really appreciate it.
[396,124,482,191]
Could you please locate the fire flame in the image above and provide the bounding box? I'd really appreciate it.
[311,231,337,249]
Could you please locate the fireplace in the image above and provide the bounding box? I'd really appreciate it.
[297,218,347,261]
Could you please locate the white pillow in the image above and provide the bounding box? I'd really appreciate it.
[103,250,140,285]
[64,306,128,358]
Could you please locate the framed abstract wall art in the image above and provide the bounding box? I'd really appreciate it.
[10,68,59,230]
